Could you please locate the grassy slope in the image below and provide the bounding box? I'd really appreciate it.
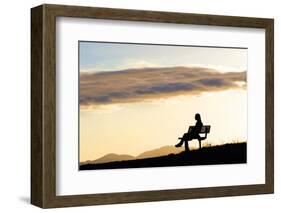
[79,142,246,170]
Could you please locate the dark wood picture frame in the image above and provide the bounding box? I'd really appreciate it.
[31,4,274,208]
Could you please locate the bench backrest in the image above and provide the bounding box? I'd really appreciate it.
[188,125,211,134]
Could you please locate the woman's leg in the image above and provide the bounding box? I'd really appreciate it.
[184,140,190,152]
[175,133,189,147]
[184,133,196,151]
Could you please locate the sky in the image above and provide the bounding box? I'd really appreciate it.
[79,41,247,163]
[79,42,247,72]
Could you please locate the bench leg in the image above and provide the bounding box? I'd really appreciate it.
[199,140,201,149]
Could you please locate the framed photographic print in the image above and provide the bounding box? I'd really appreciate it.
[31,4,274,208]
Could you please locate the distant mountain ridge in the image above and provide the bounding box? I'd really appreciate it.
[81,145,185,165]
[137,145,184,159]
[90,153,135,164]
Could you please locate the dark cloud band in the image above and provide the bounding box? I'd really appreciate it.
[80,66,246,108]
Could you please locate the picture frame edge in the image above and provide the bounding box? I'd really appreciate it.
[31,4,274,208]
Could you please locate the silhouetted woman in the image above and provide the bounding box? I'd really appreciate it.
[175,113,203,151]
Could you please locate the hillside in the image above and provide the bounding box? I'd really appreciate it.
[80,142,246,170]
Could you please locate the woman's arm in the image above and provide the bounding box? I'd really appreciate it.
[193,121,203,134]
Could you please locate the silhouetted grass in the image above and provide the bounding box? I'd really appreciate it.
[79,142,246,170]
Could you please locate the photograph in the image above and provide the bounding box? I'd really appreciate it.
[78,41,247,170]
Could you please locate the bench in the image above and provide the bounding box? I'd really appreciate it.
[178,125,211,149]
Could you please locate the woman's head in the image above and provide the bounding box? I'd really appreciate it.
[195,113,201,121]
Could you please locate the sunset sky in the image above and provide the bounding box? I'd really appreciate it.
[79,42,247,163]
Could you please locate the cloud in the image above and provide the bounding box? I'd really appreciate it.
[80,66,246,108]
